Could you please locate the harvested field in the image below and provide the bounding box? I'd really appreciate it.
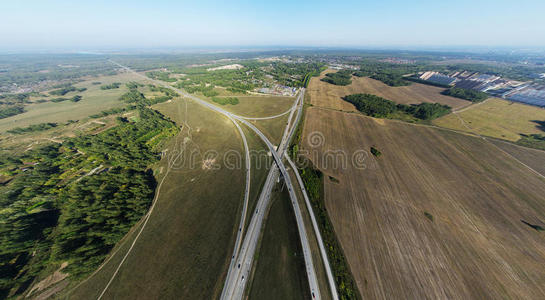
[490,139,545,177]
[308,70,470,111]
[301,105,545,299]
[434,98,545,141]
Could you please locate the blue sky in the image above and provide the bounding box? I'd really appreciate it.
[1,0,544,50]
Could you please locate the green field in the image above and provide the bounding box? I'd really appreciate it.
[200,94,295,118]
[248,186,310,300]
[433,98,545,141]
[197,92,295,145]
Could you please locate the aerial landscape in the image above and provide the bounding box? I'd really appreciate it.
[1,1,545,299]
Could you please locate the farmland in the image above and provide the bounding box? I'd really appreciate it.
[297,74,545,299]
[4,49,545,300]
[434,98,545,141]
[309,70,471,111]
[301,107,545,299]
[490,139,545,177]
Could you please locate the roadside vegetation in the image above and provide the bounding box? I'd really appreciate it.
[298,163,360,300]
[289,96,360,299]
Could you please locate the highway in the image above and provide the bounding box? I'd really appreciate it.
[109,61,326,299]
[236,106,294,120]
[221,91,320,300]
[285,154,339,300]
[223,114,251,283]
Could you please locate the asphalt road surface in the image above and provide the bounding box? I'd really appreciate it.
[108,61,326,300]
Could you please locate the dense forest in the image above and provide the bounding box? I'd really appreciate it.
[321,64,416,87]
[343,93,451,121]
[442,87,489,102]
[321,70,352,86]
[353,61,427,86]
[0,106,179,298]
[369,73,410,87]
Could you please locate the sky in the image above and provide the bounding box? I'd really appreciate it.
[1,0,545,51]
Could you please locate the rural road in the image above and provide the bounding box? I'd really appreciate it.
[107,61,327,300]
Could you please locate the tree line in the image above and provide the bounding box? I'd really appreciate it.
[343,93,451,121]
[49,84,86,96]
[442,87,489,102]
[321,70,353,86]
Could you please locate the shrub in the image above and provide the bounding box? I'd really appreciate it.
[370,146,382,157]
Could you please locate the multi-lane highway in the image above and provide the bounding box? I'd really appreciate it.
[109,61,331,300]
[221,90,324,300]
[286,154,339,300]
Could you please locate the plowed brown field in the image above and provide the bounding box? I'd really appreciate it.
[301,75,545,299]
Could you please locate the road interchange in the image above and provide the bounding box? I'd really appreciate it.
[108,61,336,300]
